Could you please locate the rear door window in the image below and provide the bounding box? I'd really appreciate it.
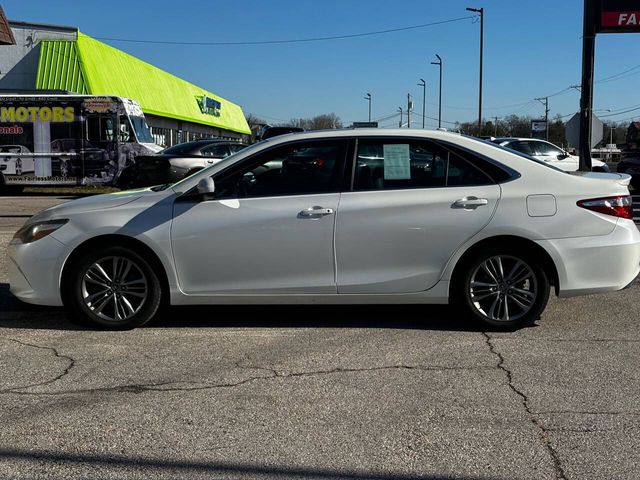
[353,138,494,191]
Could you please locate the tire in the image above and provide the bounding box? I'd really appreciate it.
[0,186,24,195]
[59,159,69,178]
[116,166,136,190]
[63,246,163,330]
[0,176,24,195]
[453,248,550,329]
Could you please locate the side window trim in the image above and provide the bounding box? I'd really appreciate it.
[349,137,359,192]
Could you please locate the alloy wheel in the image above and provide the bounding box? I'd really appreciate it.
[81,256,148,322]
[468,255,538,322]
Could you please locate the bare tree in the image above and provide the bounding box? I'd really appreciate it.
[285,113,343,131]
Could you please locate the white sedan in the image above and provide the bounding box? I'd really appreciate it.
[489,137,608,172]
[0,145,34,175]
[8,130,640,329]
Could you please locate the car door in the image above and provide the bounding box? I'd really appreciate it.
[335,138,501,294]
[171,139,348,294]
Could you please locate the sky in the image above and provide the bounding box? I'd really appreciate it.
[5,0,640,128]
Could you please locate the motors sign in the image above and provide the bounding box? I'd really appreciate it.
[599,0,640,32]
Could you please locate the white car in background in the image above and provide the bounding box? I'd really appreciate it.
[490,137,609,172]
[0,145,34,175]
[8,130,640,330]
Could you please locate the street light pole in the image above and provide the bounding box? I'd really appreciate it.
[407,93,412,129]
[466,7,484,135]
[431,54,443,128]
[535,96,549,140]
[364,93,372,122]
[418,79,426,128]
[398,107,403,128]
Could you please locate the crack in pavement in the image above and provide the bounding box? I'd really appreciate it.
[482,332,567,480]
[535,410,640,416]
[0,338,76,393]
[0,361,493,397]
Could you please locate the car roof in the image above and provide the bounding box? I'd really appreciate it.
[258,128,464,144]
[492,137,550,143]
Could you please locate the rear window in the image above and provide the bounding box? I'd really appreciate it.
[160,142,200,155]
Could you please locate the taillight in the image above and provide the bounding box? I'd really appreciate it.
[577,195,633,219]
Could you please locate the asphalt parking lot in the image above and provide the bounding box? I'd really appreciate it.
[0,194,639,480]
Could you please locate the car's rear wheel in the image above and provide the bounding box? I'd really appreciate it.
[455,249,550,329]
[63,246,162,329]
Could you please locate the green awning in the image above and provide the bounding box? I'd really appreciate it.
[36,32,250,135]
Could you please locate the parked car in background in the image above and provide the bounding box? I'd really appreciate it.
[121,139,247,188]
[8,129,639,330]
[616,155,640,191]
[490,138,609,172]
[0,145,33,176]
[257,125,304,141]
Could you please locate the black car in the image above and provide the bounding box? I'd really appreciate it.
[121,139,246,188]
[257,125,304,141]
[616,154,640,191]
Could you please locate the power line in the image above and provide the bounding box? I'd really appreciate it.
[596,63,640,83]
[95,15,475,46]
[599,104,640,117]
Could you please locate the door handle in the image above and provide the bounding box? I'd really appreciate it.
[453,196,488,209]
[299,206,335,217]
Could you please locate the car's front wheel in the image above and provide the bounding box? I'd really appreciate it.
[63,246,162,329]
[455,249,550,329]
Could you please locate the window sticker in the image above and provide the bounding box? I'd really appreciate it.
[383,144,411,180]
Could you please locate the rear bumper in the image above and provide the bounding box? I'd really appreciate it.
[537,220,640,297]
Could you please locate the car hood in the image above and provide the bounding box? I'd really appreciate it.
[28,188,171,223]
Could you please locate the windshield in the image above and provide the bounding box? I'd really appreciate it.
[130,116,155,143]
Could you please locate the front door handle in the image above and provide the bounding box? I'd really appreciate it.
[299,206,335,217]
[453,196,488,209]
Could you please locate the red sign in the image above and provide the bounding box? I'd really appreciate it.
[600,0,640,32]
[602,11,640,26]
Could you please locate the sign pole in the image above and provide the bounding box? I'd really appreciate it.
[579,0,597,171]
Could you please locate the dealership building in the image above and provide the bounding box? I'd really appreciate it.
[0,20,251,145]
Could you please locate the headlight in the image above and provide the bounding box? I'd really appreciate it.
[10,219,68,245]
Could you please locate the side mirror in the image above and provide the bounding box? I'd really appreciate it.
[557,153,570,160]
[197,177,215,199]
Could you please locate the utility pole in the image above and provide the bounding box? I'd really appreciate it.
[431,54,443,128]
[418,79,426,128]
[398,107,403,128]
[364,93,372,122]
[535,96,550,140]
[466,7,484,134]
[579,0,596,171]
[407,93,412,129]
[494,116,498,136]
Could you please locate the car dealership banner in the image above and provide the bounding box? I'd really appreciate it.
[599,0,640,32]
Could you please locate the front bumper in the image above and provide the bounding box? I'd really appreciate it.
[8,234,71,306]
[537,219,640,297]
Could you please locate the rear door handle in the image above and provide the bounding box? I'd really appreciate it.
[453,196,488,209]
[299,206,335,217]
